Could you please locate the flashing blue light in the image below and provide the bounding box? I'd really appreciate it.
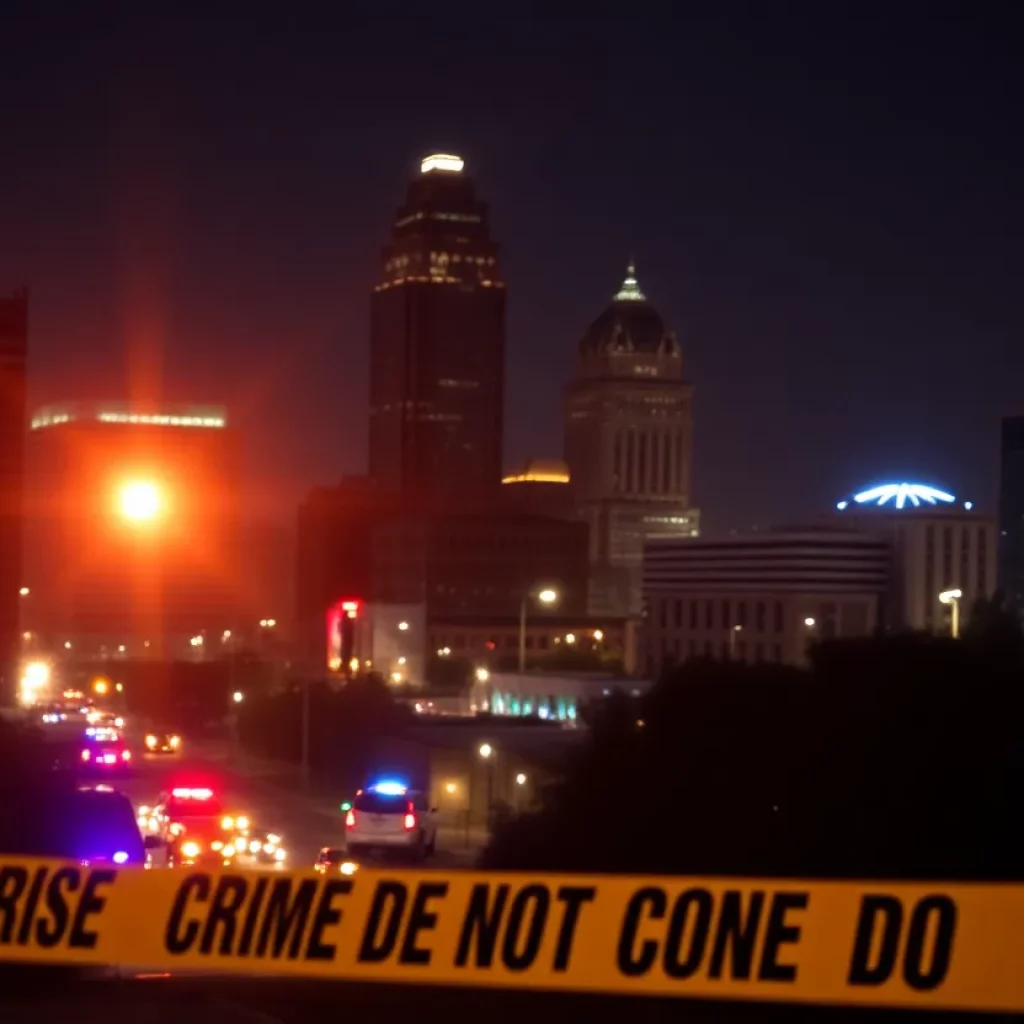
[112,851,129,865]
[848,482,955,510]
[368,780,408,796]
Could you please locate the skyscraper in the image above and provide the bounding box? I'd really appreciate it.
[0,290,27,700]
[25,401,242,657]
[369,153,505,509]
[564,263,699,617]
[998,415,1024,611]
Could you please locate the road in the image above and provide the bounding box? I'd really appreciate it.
[85,730,484,870]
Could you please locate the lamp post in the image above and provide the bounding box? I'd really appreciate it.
[519,587,559,674]
[478,742,494,829]
[939,589,963,639]
[729,623,743,658]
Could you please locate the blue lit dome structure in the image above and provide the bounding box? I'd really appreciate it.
[836,482,973,512]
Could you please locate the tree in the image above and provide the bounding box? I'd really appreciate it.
[482,636,1024,881]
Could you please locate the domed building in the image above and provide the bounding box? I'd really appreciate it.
[500,458,574,519]
[564,262,699,617]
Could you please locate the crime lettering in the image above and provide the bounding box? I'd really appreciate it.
[164,873,352,961]
[0,864,116,950]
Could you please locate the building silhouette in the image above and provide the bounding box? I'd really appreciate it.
[0,290,27,700]
[997,416,1024,612]
[564,263,699,617]
[369,153,505,510]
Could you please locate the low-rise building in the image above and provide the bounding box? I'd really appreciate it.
[642,528,889,673]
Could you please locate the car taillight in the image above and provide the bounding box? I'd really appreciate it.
[345,809,355,828]
[121,749,131,760]
[403,812,416,831]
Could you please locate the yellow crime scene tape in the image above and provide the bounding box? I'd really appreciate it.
[1,857,1023,1013]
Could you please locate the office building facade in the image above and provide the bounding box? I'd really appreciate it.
[643,529,889,672]
[25,401,242,657]
[835,481,996,632]
[369,153,505,510]
[564,263,699,618]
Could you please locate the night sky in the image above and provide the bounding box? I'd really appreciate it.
[4,3,1021,531]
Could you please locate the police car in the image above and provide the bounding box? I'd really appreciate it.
[344,780,437,860]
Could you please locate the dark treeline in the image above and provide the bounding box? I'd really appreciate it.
[480,612,1024,878]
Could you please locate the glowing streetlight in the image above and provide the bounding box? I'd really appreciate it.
[259,618,277,629]
[519,586,560,673]
[478,743,493,759]
[729,623,743,658]
[593,629,604,642]
[565,633,576,645]
[93,678,109,695]
[118,481,161,521]
[939,588,963,638]
[19,587,29,597]
[515,772,527,786]
[232,691,244,704]
[398,621,409,631]
[475,667,490,682]
[803,617,816,628]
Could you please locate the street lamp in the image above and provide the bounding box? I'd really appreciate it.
[232,691,244,704]
[118,481,161,521]
[803,617,816,628]
[475,667,490,682]
[478,743,495,828]
[519,586,559,674]
[19,587,29,597]
[939,588,963,638]
[729,623,743,658]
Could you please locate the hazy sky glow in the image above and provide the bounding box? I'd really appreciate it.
[4,4,1021,529]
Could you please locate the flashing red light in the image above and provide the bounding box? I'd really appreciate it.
[344,809,355,828]
[172,787,214,800]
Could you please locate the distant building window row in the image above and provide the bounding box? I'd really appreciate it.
[649,597,786,634]
[654,636,785,665]
[612,427,688,496]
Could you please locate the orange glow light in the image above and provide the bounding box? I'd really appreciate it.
[119,481,161,521]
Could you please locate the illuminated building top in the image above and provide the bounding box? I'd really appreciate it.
[836,482,971,512]
[31,402,227,431]
[420,153,465,174]
[612,261,646,302]
[502,459,571,485]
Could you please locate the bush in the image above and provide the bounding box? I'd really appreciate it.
[482,635,1024,880]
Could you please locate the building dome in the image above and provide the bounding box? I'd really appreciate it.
[578,261,679,357]
[502,458,570,485]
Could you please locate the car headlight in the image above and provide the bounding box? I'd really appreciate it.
[221,816,234,830]
[169,735,180,748]
[145,734,157,748]
[181,841,201,859]
[236,815,250,831]
[233,837,246,852]
[274,848,287,862]
[340,861,358,875]
[211,840,224,851]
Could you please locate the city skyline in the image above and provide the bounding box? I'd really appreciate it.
[2,6,1021,534]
